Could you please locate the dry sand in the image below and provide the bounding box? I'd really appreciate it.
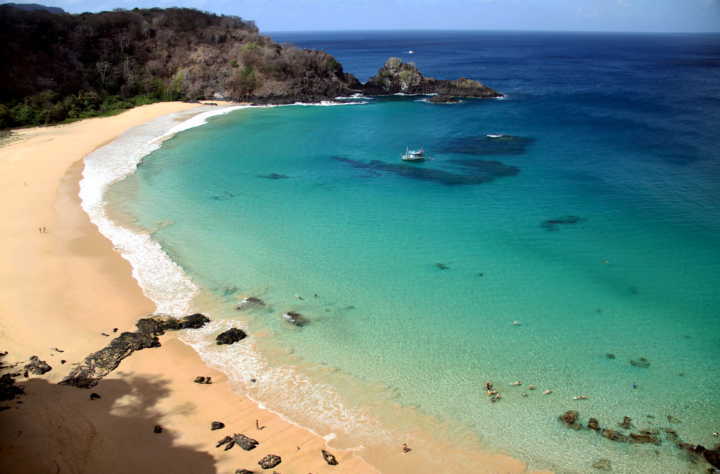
[0,102,542,474]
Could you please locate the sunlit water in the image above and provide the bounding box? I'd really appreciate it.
[105,32,720,473]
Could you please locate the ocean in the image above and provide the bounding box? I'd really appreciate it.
[98,31,720,473]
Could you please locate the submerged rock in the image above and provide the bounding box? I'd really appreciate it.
[257,173,289,180]
[258,454,281,469]
[618,416,633,429]
[24,356,51,375]
[60,314,209,388]
[322,449,339,465]
[216,328,248,345]
[559,410,581,430]
[630,431,661,445]
[601,429,628,443]
[630,357,650,369]
[592,458,612,471]
[236,297,266,310]
[541,216,585,231]
[588,417,601,431]
[282,312,308,327]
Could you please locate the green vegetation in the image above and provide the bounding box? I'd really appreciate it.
[0,5,358,129]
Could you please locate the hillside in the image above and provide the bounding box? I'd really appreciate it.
[0,6,362,128]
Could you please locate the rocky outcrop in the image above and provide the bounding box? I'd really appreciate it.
[321,449,339,466]
[258,454,281,469]
[24,356,51,375]
[60,314,210,388]
[363,57,502,98]
[0,373,24,402]
[217,433,259,451]
[216,328,247,345]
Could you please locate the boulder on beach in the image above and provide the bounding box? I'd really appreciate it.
[216,328,247,345]
[24,355,51,375]
[211,421,225,430]
[258,454,281,469]
[60,314,210,388]
[322,449,339,465]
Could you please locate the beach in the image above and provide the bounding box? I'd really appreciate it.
[0,102,378,474]
[0,102,540,474]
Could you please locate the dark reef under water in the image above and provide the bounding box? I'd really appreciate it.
[333,156,520,186]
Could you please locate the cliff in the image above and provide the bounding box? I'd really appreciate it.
[0,7,501,129]
[0,6,362,127]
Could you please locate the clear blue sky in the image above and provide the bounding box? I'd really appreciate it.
[11,0,720,33]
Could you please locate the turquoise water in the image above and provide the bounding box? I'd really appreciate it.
[106,33,720,473]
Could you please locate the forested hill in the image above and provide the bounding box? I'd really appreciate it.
[0,6,362,128]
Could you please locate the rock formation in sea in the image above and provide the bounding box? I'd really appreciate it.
[363,57,502,98]
[216,328,247,345]
[60,313,210,388]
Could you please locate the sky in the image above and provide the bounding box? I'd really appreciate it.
[9,0,720,33]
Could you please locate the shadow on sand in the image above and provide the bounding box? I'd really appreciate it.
[0,375,217,474]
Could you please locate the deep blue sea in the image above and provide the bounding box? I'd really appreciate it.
[107,32,720,473]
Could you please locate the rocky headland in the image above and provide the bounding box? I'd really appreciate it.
[362,57,502,99]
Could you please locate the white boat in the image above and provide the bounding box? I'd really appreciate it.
[407,50,415,54]
[401,147,425,162]
[486,134,505,138]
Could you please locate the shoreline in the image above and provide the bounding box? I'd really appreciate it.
[0,102,541,474]
[0,102,377,474]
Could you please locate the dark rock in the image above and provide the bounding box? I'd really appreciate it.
[321,449,339,465]
[236,470,255,474]
[257,173,289,180]
[592,458,612,471]
[153,425,163,433]
[233,433,259,451]
[363,57,501,98]
[435,263,450,270]
[236,297,266,310]
[663,428,679,441]
[216,435,233,448]
[601,429,628,442]
[211,421,225,430]
[216,328,248,345]
[89,392,101,400]
[193,376,212,384]
[618,416,633,429]
[667,415,681,423]
[60,314,209,388]
[60,359,66,364]
[258,454,281,469]
[702,446,720,469]
[0,373,24,401]
[588,417,600,431]
[630,432,661,445]
[541,216,584,231]
[559,410,581,430]
[24,356,51,375]
[427,95,461,104]
[282,312,308,327]
[606,353,616,359]
[630,357,650,368]
[52,347,64,353]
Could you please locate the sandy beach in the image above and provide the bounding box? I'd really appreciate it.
[0,102,540,474]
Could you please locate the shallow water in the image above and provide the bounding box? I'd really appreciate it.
[105,32,720,473]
